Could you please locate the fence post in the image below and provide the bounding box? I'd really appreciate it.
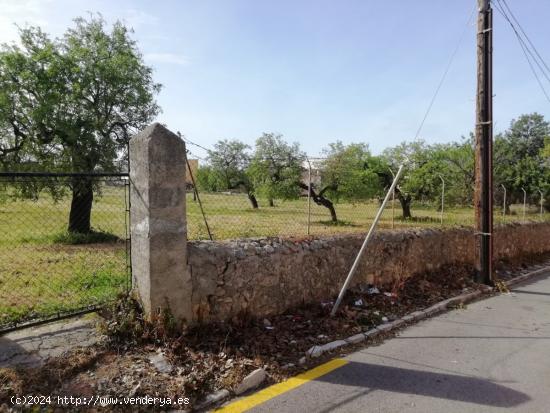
[129,123,193,325]
[438,174,445,225]
[539,189,544,220]
[307,158,312,236]
[501,184,506,221]
[389,168,395,229]
[521,188,527,222]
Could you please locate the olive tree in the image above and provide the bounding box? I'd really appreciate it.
[247,133,304,207]
[305,142,381,222]
[0,15,161,233]
[201,139,259,208]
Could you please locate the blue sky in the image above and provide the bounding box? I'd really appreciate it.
[2,0,550,158]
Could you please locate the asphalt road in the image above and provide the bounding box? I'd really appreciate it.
[248,271,550,413]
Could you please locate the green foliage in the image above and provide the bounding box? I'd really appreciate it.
[195,113,548,217]
[201,139,252,192]
[381,137,474,208]
[542,137,550,160]
[382,141,431,196]
[494,113,550,205]
[434,138,475,205]
[0,14,160,172]
[248,133,305,201]
[320,141,381,202]
[195,166,220,192]
[0,15,161,233]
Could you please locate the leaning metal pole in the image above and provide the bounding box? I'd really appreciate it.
[330,164,405,316]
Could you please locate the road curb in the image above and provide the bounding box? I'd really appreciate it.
[504,265,550,288]
[199,263,550,412]
[304,263,550,361]
[303,290,483,361]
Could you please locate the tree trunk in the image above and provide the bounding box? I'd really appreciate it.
[396,191,412,219]
[321,197,338,222]
[68,177,94,233]
[248,193,259,209]
[298,182,338,222]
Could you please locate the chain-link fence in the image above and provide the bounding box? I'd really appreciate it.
[187,185,550,241]
[0,173,130,330]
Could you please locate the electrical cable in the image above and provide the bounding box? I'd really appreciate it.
[493,0,550,104]
[500,0,550,78]
[412,4,476,142]
[181,6,476,163]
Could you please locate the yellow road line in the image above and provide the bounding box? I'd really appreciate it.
[214,358,349,413]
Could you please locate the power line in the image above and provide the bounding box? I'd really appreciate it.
[186,150,206,162]
[493,0,550,104]
[412,4,476,141]
[499,0,550,78]
[179,133,329,163]
[495,0,550,86]
[177,132,212,153]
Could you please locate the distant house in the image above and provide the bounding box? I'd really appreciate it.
[186,159,199,188]
[300,160,323,195]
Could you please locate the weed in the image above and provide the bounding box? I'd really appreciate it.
[100,294,182,347]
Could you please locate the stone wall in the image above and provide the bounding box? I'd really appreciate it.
[128,124,550,326]
[188,223,550,322]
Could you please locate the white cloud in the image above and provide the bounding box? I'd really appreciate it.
[121,8,159,29]
[144,52,189,66]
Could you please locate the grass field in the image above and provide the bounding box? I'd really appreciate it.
[1,183,548,327]
[187,192,550,240]
[0,183,129,327]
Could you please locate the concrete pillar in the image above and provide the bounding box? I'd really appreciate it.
[129,123,192,324]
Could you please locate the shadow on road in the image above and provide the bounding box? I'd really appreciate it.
[511,289,550,297]
[0,336,42,368]
[316,361,530,408]
[393,336,550,339]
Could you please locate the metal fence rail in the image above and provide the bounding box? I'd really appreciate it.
[0,172,130,332]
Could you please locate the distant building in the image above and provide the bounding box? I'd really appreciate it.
[300,159,323,195]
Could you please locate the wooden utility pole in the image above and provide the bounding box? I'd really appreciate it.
[474,0,494,285]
